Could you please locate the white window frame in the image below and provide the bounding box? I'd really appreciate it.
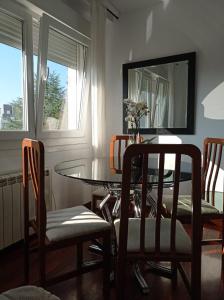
[0,0,35,140]
[36,14,90,139]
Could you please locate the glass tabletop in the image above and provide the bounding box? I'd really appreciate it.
[55,157,191,186]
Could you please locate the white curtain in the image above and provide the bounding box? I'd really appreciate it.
[168,64,174,127]
[91,0,106,157]
[128,69,142,102]
[76,44,88,129]
[151,78,169,128]
[157,80,169,127]
[61,44,87,130]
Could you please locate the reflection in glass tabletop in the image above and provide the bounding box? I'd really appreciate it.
[54,157,191,187]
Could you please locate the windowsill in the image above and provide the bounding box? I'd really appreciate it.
[0,131,34,141]
[37,128,86,139]
[0,134,91,152]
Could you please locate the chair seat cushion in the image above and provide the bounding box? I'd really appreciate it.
[114,218,191,254]
[162,195,220,217]
[0,286,60,300]
[92,187,108,197]
[46,206,110,243]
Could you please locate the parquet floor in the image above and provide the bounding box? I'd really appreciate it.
[0,228,224,300]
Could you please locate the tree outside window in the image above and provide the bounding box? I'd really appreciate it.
[1,71,65,130]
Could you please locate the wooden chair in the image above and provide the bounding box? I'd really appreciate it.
[109,135,130,173]
[115,144,202,300]
[162,138,224,264]
[91,135,132,212]
[22,138,111,298]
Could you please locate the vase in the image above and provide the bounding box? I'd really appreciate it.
[135,132,141,144]
[131,131,143,168]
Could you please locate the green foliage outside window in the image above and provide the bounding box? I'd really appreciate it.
[43,71,65,123]
[1,70,65,130]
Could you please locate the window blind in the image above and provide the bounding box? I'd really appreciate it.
[33,22,87,69]
[0,9,87,70]
[0,10,22,49]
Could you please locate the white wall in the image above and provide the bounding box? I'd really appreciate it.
[105,0,224,150]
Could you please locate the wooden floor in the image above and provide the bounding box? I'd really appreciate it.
[0,228,224,300]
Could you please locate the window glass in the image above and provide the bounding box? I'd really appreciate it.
[43,27,87,131]
[0,11,24,131]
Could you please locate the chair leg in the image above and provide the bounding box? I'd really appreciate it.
[116,252,127,300]
[201,223,204,241]
[91,196,97,212]
[77,243,83,272]
[24,239,29,284]
[191,270,201,300]
[39,247,46,287]
[222,236,224,273]
[103,232,111,300]
[222,250,224,273]
[222,218,224,273]
[191,249,201,300]
[171,261,177,288]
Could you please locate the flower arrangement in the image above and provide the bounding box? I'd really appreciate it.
[124,99,156,144]
[124,98,150,132]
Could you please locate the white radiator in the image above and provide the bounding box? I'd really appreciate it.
[0,170,52,250]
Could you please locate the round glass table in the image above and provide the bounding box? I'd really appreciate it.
[55,157,191,187]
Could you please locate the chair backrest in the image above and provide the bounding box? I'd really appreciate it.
[109,135,144,173]
[109,135,130,173]
[202,137,224,208]
[22,138,46,240]
[110,135,130,157]
[119,143,201,257]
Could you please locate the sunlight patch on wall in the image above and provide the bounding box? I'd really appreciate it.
[202,82,224,119]
[146,12,153,43]
[162,0,170,10]
[158,135,182,144]
[128,49,133,61]
[205,164,224,193]
[158,135,182,170]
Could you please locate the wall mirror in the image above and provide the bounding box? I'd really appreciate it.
[123,52,196,135]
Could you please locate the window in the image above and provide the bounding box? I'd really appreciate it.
[36,15,90,138]
[0,2,34,139]
[42,28,87,131]
[0,1,90,141]
[0,10,24,131]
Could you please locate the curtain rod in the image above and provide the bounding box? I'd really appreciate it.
[107,8,119,19]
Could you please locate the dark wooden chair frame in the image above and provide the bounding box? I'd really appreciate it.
[200,138,224,259]
[116,144,202,300]
[163,137,224,267]
[22,138,111,298]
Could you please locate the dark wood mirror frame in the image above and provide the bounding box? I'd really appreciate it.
[122,52,196,135]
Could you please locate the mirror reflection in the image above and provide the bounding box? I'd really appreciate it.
[123,52,196,135]
[128,61,188,128]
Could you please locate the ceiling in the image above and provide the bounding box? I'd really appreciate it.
[110,0,161,13]
[62,0,162,16]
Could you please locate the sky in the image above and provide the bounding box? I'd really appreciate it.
[0,44,23,107]
[0,43,67,111]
